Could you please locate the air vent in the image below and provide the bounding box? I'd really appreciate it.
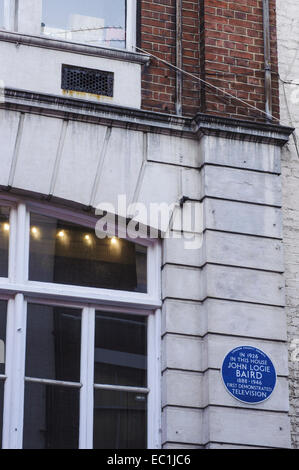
[61,65,114,97]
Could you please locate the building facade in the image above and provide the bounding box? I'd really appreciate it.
[277,0,299,450]
[0,0,297,449]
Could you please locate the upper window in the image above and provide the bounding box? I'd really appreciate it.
[42,0,127,49]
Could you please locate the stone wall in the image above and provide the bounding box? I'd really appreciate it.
[0,86,293,447]
[277,0,299,449]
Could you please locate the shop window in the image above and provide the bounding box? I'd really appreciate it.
[23,305,148,449]
[0,198,161,449]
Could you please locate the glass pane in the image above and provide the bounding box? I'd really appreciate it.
[0,380,4,449]
[23,382,79,449]
[42,0,126,49]
[0,301,7,376]
[26,304,81,383]
[0,207,9,278]
[0,0,4,28]
[94,312,147,387]
[94,390,147,449]
[29,213,147,293]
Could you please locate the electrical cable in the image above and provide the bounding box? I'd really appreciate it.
[39,25,297,131]
[135,45,284,124]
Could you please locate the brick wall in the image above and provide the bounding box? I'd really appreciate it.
[140,0,280,121]
[140,0,200,115]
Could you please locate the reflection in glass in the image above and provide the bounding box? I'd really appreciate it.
[26,304,81,383]
[0,207,9,278]
[23,382,79,449]
[0,301,7,376]
[94,390,147,449]
[29,213,147,293]
[94,312,147,387]
[42,0,126,49]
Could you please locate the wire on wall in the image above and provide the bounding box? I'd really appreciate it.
[135,46,299,132]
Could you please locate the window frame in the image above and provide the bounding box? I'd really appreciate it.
[0,196,162,449]
[126,0,137,51]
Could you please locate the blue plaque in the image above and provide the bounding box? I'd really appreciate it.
[221,346,276,404]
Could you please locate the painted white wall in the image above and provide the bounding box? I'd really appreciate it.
[0,1,141,107]
[0,40,141,107]
[277,0,299,450]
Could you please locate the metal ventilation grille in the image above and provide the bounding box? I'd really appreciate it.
[61,65,114,97]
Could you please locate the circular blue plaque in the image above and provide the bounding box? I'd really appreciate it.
[221,346,276,404]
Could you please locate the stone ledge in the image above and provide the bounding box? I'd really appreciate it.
[1,88,294,144]
[0,30,150,65]
[194,112,294,146]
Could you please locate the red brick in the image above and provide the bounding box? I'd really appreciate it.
[140,0,279,121]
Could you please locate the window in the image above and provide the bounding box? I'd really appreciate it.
[94,311,147,449]
[23,304,81,449]
[41,0,136,50]
[0,198,161,449]
[29,213,147,292]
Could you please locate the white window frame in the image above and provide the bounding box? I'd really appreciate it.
[126,0,137,51]
[0,197,162,449]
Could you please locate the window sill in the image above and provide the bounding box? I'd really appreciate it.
[0,29,150,65]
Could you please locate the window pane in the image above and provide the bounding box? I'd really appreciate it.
[0,301,7,376]
[26,304,81,383]
[94,312,147,387]
[23,382,79,449]
[29,213,147,293]
[42,0,126,49]
[0,207,9,278]
[0,380,4,449]
[94,390,147,449]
